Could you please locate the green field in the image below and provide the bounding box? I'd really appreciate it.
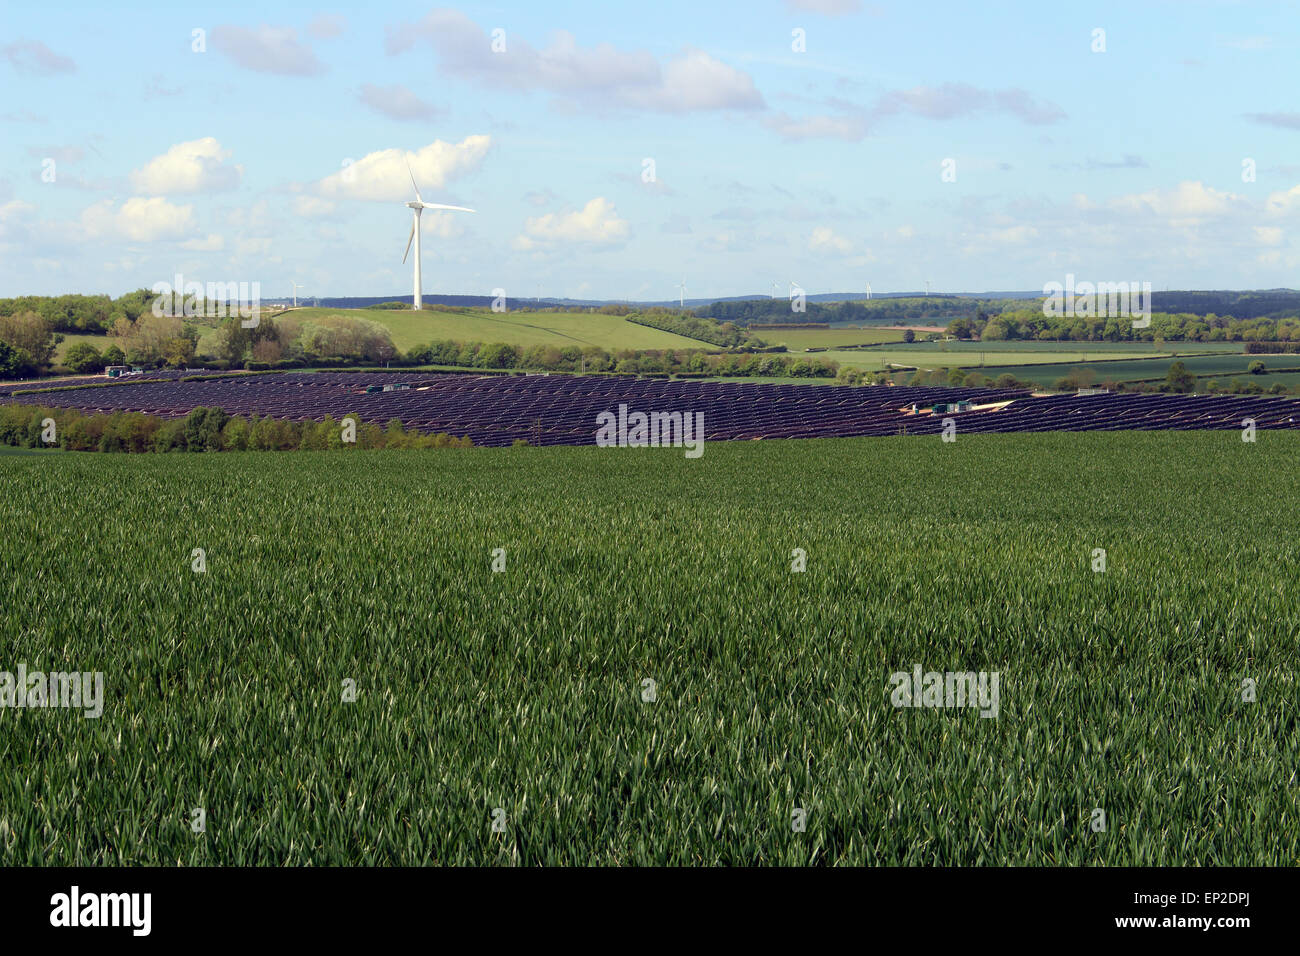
[57,308,710,366]
[823,346,1180,372]
[278,307,707,352]
[751,327,906,351]
[2,433,1296,865]
[980,353,1299,386]
[53,333,116,363]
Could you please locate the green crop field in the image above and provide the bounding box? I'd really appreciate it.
[823,347,1179,372]
[276,307,707,352]
[980,352,1299,386]
[2,433,1297,865]
[821,341,1247,376]
[751,327,906,351]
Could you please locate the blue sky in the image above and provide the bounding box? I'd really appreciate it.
[2,0,1298,299]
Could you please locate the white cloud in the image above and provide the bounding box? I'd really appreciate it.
[82,197,197,242]
[180,234,225,251]
[422,211,468,239]
[1254,226,1284,246]
[1264,184,1300,217]
[630,48,765,112]
[1246,112,1300,130]
[2,40,75,75]
[784,0,863,13]
[809,225,852,254]
[235,237,273,258]
[515,197,629,248]
[306,14,347,39]
[388,10,763,113]
[0,200,35,243]
[211,24,325,76]
[876,84,1065,124]
[764,83,1064,142]
[293,196,336,217]
[764,111,867,142]
[131,138,242,194]
[1110,181,1247,223]
[316,136,491,201]
[984,225,1039,244]
[358,83,442,121]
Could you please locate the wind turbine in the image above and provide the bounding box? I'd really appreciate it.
[771,280,779,300]
[402,163,475,311]
[290,281,304,308]
[865,282,872,301]
[678,278,687,308]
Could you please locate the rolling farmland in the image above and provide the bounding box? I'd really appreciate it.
[277,307,709,352]
[2,433,1296,864]
[979,352,1300,386]
[8,373,1300,447]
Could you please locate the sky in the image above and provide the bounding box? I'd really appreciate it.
[2,0,1299,300]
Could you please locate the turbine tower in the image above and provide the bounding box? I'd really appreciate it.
[865,282,872,301]
[771,280,779,300]
[290,281,304,308]
[679,278,687,309]
[402,163,475,311]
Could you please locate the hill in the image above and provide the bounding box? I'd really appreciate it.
[271,306,711,352]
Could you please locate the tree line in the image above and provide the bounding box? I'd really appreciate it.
[953,309,1300,343]
[0,404,471,454]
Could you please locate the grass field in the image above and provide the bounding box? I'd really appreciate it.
[751,327,906,350]
[53,333,117,363]
[2,433,1297,865]
[278,307,707,352]
[821,347,1182,372]
[980,353,1300,386]
[54,309,709,366]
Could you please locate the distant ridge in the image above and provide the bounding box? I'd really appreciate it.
[266,291,1046,309]
[263,289,1300,319]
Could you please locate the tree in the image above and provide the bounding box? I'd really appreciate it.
[101,344,126,366]
[64,342,106,374]
[0,311,56,371]
[1248,359,1266,375]
[902,329,915,343]
[1165,360,1195,393]
[184,407,229,451]
[163,337,196,368]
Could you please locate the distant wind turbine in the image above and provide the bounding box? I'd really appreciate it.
[290,281,304,308]
[402,162,475,310]
[771,280,779,300]
[865,282,872,301]
[679,278,687,308]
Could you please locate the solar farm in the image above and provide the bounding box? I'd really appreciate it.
[4,371,1299,445]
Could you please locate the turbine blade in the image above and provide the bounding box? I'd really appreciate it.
[406,161,423,203]
[421,203,476,213]
[402,219,415,264]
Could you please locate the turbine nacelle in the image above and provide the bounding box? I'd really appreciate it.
[404,200,475,213]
